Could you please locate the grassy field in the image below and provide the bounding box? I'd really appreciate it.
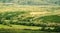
[0,30,60,33]
[0,24,60,33]
[0,24,40,29]
[0,6,60,33]
[0,24,59,33]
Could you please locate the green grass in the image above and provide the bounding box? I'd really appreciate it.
[0,29,60,33]
[0,24,40,29]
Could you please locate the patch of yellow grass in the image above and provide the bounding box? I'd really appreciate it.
[0,6,49,12]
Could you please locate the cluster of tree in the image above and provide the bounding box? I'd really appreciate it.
[0,11,29,26]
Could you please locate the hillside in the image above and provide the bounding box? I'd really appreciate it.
[0,11,60,32]
[39,15,60,23]
[0,0,60,32]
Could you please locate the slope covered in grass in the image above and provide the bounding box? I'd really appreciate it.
[39,15,60,23]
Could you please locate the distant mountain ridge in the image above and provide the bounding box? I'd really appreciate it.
[0,0,60,6]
